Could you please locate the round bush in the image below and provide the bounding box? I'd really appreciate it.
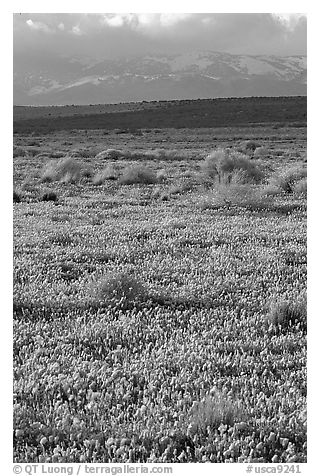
[119,165,157,185]
[95,272,147,304]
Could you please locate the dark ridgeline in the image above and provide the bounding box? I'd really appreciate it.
[13,96,306,134]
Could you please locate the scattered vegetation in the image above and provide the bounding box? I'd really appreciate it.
[13,123,307,464]
[13,96,307,133]
[95,148,196,162]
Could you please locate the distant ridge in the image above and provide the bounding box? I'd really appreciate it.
[13,96,307,134]
[13,51,307,106]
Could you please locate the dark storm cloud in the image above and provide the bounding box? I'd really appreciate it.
[13,13,307,62]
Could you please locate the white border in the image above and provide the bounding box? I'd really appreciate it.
[4,3,316,475]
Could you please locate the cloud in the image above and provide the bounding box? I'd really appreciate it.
[26,19,53,33]
[273,13,306,29]
[14,13,307,62]
[103,15,126,27]
[102,14,136,28]
[100,13,192,30]
[71,25,83,36]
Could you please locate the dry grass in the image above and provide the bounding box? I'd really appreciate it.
[200,183,271,211]
[93,165,118,185]
[267,295,307,331]
[202,148,263,184]
[119,165,157,185]
[292,178,307,196]
[253,146,269,158]
[190,392,245,434]
[269,166,307,194]
[41,157,83,183]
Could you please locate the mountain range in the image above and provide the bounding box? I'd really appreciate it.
[13,51,307,106]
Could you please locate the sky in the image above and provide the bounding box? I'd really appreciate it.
[13,12,307,63]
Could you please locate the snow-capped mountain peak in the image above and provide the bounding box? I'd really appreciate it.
[13,51,307,105]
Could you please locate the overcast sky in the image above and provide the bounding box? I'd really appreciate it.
[13,13,307,63]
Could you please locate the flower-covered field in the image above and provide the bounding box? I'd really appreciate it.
[13,126,307,463]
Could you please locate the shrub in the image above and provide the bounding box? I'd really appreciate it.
[269,166,307,193]
[41,160,59,182]
[220,152,263,183]
[200,183,272,211]
[219,169,251,185]
[168,179,198,196]
[202,149,263,184]
[145,149,193,161]
[190,392,244,434]
[93,166,118,185]
[13,190,21,203]
[241,140,261,152]
[151,186,162,199]
[95,271,147,304]
[260,184,283,197]
[156,169,167,183]
[292,177,307,196]
[267,296,307,331]
[201,149,225,180]
[41,191,58,202]
[95,149,124,160]
[41,157,83,183]
[119,165,157,185]
[254,147,269,158]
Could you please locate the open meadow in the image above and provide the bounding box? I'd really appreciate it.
[13,123,307,464]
